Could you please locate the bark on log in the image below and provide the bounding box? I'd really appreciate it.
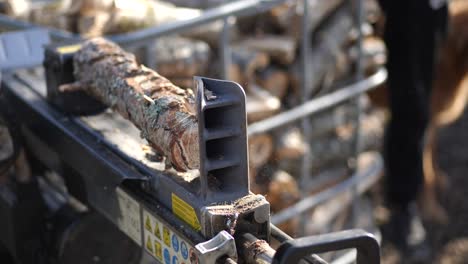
[255,66,289,100]
[246,85,281,123]
[238,35,297,65]
[68,38,199,171]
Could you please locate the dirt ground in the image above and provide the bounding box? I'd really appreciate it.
[381,107,468,264]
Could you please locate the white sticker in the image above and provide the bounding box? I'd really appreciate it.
[116,187,142,245]
[143,209,196,264]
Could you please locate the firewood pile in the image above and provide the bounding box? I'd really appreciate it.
[1,0,387,235]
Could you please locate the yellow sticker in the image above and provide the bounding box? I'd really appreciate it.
[163,227,171,247]
[56,44,82,54]
[146,235,154,254]
[171,193,201,231]
[154,240,162,260]
[154,221,161,239]
[145,215,153,233]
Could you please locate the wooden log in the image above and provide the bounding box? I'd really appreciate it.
[267,170,300,235]
[274,127,307,161]
[308,110,385,172]
[248,133,274,169]
[151,36,211,80]
[77,10,111,37]
[237,35,297,65]
[65,38,199,171]
[267,170,301,212]
[246,85,281,123]
[275,108,385,176]
[26,1,74,32]
[255,66,289,100]
[3,0,30,19]
[288,7,354,101]
[349,36,386,75]
[229,47,270,88]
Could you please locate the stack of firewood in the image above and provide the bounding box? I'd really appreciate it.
[2,0,387,235]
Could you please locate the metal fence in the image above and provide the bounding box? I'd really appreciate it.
[0,0,386,261]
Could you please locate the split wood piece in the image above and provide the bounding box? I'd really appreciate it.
[248,133,273,170]
[307,111,385,173]
[229,46,270,88]
[164,77,193,89]
[67,38,199,172]
[307,103,358,140]
[289,7,353,100]
[151,36,211,82]
[275,109,385,176]
[267,170,300,236]
[21,0,226,41]
[181,20,236,49]
[349,36,386,76]
[274,127,307,161]
[27,1,74,32]
[255,66,289,100]
[246,85,281,123]
[267,0,345,39]
[307,152,378,234]
[3,0,30,19]
[237,35,297,66]
[248,165,264,195]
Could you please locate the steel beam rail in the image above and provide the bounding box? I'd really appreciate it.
[247,68,387,136]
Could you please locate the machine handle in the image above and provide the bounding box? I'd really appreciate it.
[273,229,380,264]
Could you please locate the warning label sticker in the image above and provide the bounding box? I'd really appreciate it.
[116,187,142,245]
[143,209,196,264]
[171,193,201,231]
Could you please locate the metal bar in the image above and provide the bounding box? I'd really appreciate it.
[0,15,78,41]
[0,0,287,47]
[349,0,365,229]
[351,0,365,158]
[219,16,233,80]
[270,224,293,242]
[247,68,387,136]
[300,0,313,237]
[271,153,383,225]
[107,0,286,46]
[271,224,329,264]
[145,39,158,69]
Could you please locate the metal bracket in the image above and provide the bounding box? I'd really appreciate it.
[273,229,380,264]
[195,230,238,263]
[196,76,249,203]
[0,29,50,70]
